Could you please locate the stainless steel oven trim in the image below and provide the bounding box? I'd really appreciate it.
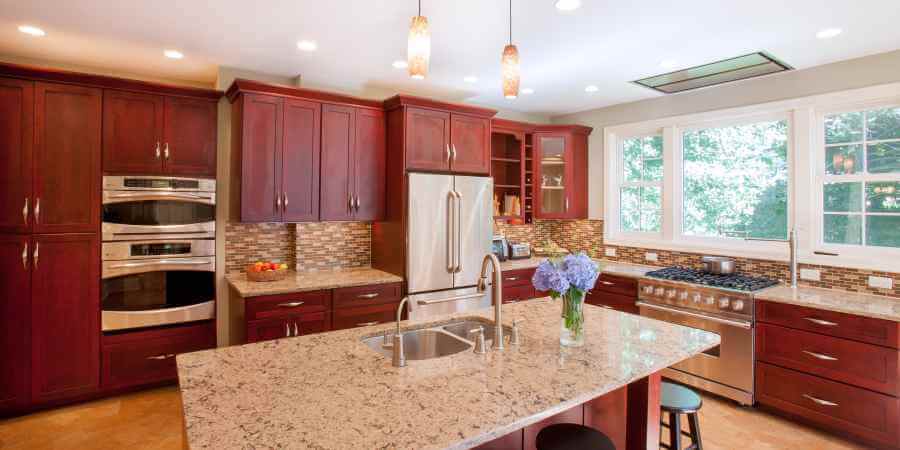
[102,190,216,205]
[103,175,216,192]
[636,301,751,329]
[102,239,215,261]
[102,256,215,279]
[102,300,215,331]
[662,367,753,406]
[102,222,215,242]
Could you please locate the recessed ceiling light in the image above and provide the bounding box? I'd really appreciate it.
[816,28,843,39]
[522,88,535,95]
[163,49,184,59]
[585,85,599,93]
[392,60,408,69]
[463,76,479,83]
[18,25,45,37]
[297,40,318,52]
[660,59,678,69]
[554,0,582,11]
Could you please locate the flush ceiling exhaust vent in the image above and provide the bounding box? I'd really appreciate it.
[633,52,792,94]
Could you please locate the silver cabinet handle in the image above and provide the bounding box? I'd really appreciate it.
[348,194,354,213]
[505,277,519,281]
[565,198,569,211]
[357,293,380,299]
[146,354,175,360]
[108,259,210,268]
[356,321,379,327]
[33,242,38,270]
[802,350,838,361]
[278,302,304,308]
[285,323,291,337]
[804,317,838,327]
[293,323,299,337]
[451,144,457,161]
[34,198,40,224]
[22,198,28,225]
[600,281,614,286]
[276,194,282,210]
[354,196,360,212]
[163,143,170,160]
[446,190,455,272]
[155,142,161,159]
[445,144,451,163]
[283,193,289,209]
[21,242,27,270]
[803,394,838,407]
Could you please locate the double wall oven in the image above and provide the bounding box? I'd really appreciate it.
[101,176,216,331]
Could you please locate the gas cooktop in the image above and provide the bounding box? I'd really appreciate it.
[645,267,778,292]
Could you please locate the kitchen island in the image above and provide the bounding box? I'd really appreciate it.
[177,298,719,449]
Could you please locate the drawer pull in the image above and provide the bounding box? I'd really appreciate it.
[600,281,614,286]
[293,323,299,337]
[357,293,380,299]
[802,394,839,407]
[802,350,838,361]
[278,302,305,308]
[804,317,838,327]
[285,323,291,337]
[505,277,519,281]
[356,321,380,327]
[146,354,175,360]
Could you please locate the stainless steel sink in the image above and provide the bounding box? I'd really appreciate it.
[442,319,507,343]
[361,328,471,361]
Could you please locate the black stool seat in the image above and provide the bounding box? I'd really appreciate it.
[535,423,616,450]
[661,381,702,413]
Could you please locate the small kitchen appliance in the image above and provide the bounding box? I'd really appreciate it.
[508,242,531,260]
[492,236,509,262]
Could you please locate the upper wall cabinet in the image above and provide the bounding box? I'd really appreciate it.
[385,95,495,175]
[533,127,590,220]
[103,91,217,177]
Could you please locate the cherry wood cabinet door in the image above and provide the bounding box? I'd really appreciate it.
[246,317,292,343]
[31,233,100,404]
[34,82,101,233]
[281,99,321,222]
[320,104,356,221]
[449,114,490,174]
[163,96,217,177]
[405,107,450,172]
[0,77,33,234]
[533,133,572,219]
[354,108,386,221]
[102,90,164,174]
[0,235,31,414]
[296,311,331,336]
[239,94,283,222]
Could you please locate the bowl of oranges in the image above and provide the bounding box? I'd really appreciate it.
[246,261,290,282]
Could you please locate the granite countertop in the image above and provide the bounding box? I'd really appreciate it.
[499,256,657,279]
[226,267,403,297]
[756,284,900,322]
[177,299,719,450]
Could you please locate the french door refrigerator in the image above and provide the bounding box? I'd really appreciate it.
[406,173,493,319]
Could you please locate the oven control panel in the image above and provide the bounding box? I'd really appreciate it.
[638,280,753,321]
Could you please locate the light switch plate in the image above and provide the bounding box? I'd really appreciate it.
[869,276,893,289]
[605,248,616,257]
[645,252,658,262]
[800,269,821,281]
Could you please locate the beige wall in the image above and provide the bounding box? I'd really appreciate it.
[551,49,900,219]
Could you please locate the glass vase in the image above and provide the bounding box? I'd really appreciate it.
[560,290,585,347]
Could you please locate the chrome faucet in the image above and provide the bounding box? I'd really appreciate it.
[721,227,800,288]
[477,253,504,351]
[392,296,409,367]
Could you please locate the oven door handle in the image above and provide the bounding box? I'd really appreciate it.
[104,192,215,203]
[107,259,212,269]
[636,301,752,329]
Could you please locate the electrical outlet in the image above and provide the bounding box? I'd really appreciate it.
[605,248,616,257]
[800,269,821,282]
[868,276,893,289]
[645,252,658,262]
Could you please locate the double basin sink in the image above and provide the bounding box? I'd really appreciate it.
[361,317,510,361]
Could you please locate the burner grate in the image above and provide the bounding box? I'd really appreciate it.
[646,267,778,292]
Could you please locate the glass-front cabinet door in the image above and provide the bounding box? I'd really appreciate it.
[535,133,572,218]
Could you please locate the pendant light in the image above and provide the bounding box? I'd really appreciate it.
[407,0,431,80]
[501,0,520,99]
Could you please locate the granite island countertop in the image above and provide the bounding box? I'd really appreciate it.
[756,284,900,322]
[177,299,720,449]
[226,266,403,297]
[500,256,658,279]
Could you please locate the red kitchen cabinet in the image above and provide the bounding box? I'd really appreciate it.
[282,98,322,222]
[405,107,451,172]
[163,96,217,177]
[34,82,101,234]
[534,129,589,220]
[321,104,357,221]
[30,233,100,404]
[233,93,284,222]
[102,90,165,175]
[247,312,331,343]
[0,77,33,234]
[0,235,31,414]
[449,113,491,174]
[354,108,386,221]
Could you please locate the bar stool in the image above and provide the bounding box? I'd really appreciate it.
[659,381,703,450]
[535,423,616,450]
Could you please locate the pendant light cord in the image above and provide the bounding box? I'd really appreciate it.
[418,0,421,16]
[508,0,512,45]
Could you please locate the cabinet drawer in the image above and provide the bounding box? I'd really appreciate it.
[501,268,534,288]
[333,302,399,330]
[593,274,637,297]
[334,283,401,308]
[503,284,535,304]
[586,292,638,315]
[102,321,215,389]
[756,362,899,448]
[757,300,899,349]
[757,323,898,396]
[246,290,332,321]
[247,312,331,343]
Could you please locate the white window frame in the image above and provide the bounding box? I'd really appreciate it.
[615,131,664,238]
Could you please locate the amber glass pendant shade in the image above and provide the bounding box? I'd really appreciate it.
[408,15,430,80]
[502,44,520,99]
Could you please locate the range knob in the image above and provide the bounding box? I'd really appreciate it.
[679,291,689,301]
[731,299,745,311]
[666,289,676,299]
[642,285,654,295]
[718,297,731,309]
[705,296,716,305]
[654,287,665,297]
[692,293,702,303]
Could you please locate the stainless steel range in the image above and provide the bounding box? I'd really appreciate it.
[637,267,778,405]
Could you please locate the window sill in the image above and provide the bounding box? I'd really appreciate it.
[603,234,790,262]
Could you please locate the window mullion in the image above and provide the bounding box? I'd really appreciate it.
[663,126,678,241]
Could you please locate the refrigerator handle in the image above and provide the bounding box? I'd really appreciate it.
[454,190,462,273]
[447,190,455,273]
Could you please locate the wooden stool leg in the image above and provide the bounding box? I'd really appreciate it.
[669,412,681,450]
[687,412,702,450]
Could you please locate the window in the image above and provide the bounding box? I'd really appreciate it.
[822,106,900,249]
[619,135,662,232]
[682,119,789,239]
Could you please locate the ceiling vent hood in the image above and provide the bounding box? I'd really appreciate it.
[633,52,792,94]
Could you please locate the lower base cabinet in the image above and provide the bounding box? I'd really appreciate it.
[247,313,332,342]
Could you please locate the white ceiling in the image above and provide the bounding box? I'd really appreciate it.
[1,0,898,116]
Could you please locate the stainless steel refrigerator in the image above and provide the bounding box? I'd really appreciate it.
[406,173,493,319]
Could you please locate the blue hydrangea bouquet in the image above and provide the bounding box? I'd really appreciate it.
[531,252,600,347]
